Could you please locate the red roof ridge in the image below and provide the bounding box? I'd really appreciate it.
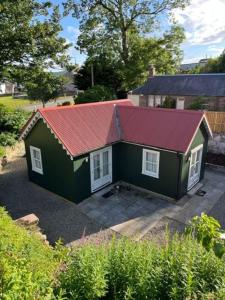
[38,99,132,113]
[119,105,204,116]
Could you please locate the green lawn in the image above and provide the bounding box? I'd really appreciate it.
[0,96,35,109]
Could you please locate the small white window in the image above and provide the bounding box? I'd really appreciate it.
[30,146,43,174]
[142,149,160,178]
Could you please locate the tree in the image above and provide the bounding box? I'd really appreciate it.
[76,26,184,92]
[0,0,70,80]
[64,0,188,65]
[192,50,225,74]
[65,0,186,92]
[25,70,66,107]
[75,85,116,104]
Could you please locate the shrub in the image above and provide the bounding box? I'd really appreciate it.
[0,132,17,146]
[186,213,225,258]
[59,236,225,299]
[0,208,65,299]
[0,146,5,157]
[187,97,204,110]
[0,104,30,135]
[75,85,116,104]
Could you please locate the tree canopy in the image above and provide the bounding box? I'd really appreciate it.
[0,0,70,80]
[66,0,187,93]
[192,50,225,74]
[25,69,66,107]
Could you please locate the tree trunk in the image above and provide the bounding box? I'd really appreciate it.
[42,100,45,108]
[121,29,129,65]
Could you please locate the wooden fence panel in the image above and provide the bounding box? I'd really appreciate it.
[206,112,225,133]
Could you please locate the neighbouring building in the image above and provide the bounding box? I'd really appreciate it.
[0,81,16,95]
[179,58,209,73]
[129,67,225,111]
[21,100,212,204]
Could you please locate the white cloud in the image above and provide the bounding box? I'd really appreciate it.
[67,26,80,36]
[174,0,225,45]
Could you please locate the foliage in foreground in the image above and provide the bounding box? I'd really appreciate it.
[75,85,116,104]
[0,104,30,147]
[186,213,225,258]
[59,235,225,300]
[0,208,65,300]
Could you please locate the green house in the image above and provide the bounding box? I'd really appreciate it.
[21,100,212,204]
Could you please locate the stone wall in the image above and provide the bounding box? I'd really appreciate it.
[208,134,225,154]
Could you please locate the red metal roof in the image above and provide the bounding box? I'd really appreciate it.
[38,100,132,157]
[21,99,211,157]
[119,106,205,153]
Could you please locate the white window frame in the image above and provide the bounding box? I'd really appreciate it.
[30,146,43,175]
[142,149,160,178]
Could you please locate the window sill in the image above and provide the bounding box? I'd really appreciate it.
[142,171,159,179]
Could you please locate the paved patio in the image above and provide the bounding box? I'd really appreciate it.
[79,169,225,240]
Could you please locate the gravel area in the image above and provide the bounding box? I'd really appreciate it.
[208,192,225,229]
[0,157,114,245]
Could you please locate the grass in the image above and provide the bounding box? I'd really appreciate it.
[0,96,36,109]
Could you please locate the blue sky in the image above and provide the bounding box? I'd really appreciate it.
[54,0,225,66]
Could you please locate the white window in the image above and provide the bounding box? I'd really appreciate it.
[30,146,43,174]
[142,149,160,178]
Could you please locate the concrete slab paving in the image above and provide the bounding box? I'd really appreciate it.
[79,168,225,240]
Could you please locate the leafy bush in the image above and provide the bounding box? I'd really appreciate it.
[186,213,225,258]
[0,145,5,157]
[188,97,204,110]
[0,104,30,135]
[59,236,225,299]
[0,132,17,146]
[0,208,65,299]
[75,85,116,104]
[162,96,176,108]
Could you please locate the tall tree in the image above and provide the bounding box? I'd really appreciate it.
[64,0,188,65]
[0,0,70,80]
[25,69,66,107]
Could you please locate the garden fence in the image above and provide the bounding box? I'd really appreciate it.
[205,111,225,134]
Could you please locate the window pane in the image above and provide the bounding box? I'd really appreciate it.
[146,161,152,172]
[35,159,41,170]
[33,149,40,160]
[102,151,109,176]
[94,166,100,180]
[196,150,201,161]
[93,154,100,168]
[146,152,157,163]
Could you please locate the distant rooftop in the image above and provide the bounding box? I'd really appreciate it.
[132,74,225,97]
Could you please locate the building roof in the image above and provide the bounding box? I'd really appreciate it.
[21,100,212,158]
[132,74,225,97]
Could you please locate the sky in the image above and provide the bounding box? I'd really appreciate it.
[54,0,225,66]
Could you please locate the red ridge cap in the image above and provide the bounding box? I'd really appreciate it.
[38,99,132,113]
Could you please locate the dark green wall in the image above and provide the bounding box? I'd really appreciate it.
[178,124,208,197]
[117,143,180,199]
[25,119,76,201]
[25,120,208,203]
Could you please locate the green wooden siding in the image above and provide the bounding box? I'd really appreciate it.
[25,119,76,201]
[25,120,208,203]
[178,124,209,197]
[117,143,180,199]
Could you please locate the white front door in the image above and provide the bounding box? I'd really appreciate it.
[188,144,203,190]
[90,146,112,192]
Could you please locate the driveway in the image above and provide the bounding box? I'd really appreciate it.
[0,158,107,245]
[1,155,225,244]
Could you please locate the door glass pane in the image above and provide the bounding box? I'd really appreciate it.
[93,154,100,168]
[191,152,196,164]
[102,151,109,176]
[196,150,201,162]
[94,166,100,180]
[93,154,100,180]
